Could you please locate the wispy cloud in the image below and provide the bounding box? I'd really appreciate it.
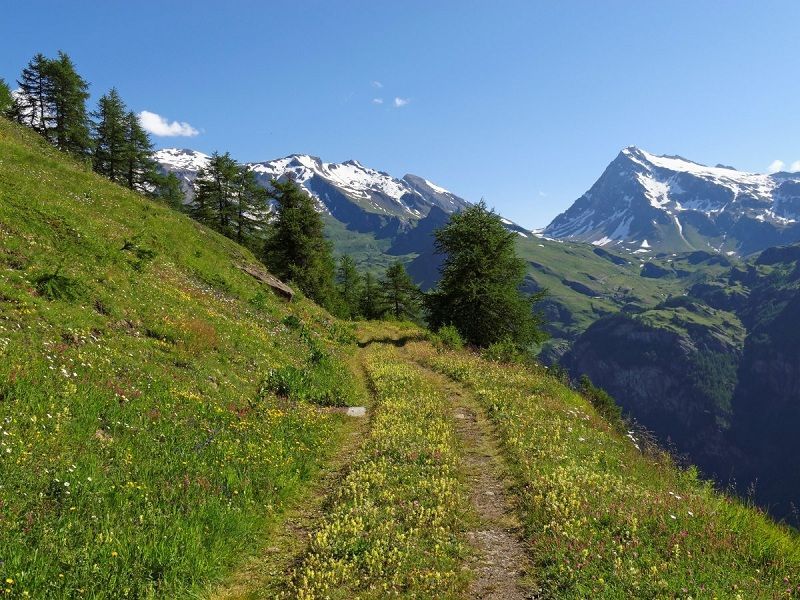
[393,97,410,108]
[138,110,199,137]
[372,98,384,105]
[372,80,383,88]
[538,191,548,198]
[790,160,800,172]
[767,159,785,174]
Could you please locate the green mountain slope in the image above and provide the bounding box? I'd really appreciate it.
[0,118,361,597]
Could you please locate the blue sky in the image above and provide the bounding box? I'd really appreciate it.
[3,1,799,228]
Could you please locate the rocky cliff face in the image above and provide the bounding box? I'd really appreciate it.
[563,245,800,523]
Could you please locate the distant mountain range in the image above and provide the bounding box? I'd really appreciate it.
[545,147,800,256]
[153,148,530,239]
[154,145,800,525]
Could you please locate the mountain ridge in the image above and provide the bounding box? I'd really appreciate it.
[545,146,800,256]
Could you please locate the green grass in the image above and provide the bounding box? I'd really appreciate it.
[408,341,800,598]
[0,118,362,598]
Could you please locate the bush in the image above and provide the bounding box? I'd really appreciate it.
[431,324,464,351]
[481,337,525,364]
[579,375,624,431]
[34,271,83,301]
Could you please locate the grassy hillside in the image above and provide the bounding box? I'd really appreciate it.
[0,118,362,597]
[405,340,800,598]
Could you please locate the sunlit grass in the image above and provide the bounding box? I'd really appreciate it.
[289,345,469,599]
[0,117,359,597]
[409,342,800,598]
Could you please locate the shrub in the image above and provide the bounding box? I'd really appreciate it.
[34,271,83,301]
[431,324,464,351]
[579,374,624,431]
[481,336,524,364]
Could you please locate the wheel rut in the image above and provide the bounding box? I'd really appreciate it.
[412,359,537,599]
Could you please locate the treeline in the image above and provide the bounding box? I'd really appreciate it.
[2,52,546,350]
[0,52,180,203]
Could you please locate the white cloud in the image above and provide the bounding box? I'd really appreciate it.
[767,159,785,174]
[393,97,409,108]
[372,80,383,88]
[372,98,384,104]
[790,160,800,172]
[538,191,548,197]
[138,110,199,137]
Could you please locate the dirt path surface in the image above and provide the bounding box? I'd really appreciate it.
[414,361,537,599]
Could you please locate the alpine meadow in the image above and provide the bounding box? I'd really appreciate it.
[2,3,800,598]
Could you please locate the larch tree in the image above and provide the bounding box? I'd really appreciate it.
[381,261,421,321]
[47,51,91,157]
[91,89,128,182]
[425,201,546,348]
[14,53,54,136]
[336,255,364,318]
[263,178,336,309]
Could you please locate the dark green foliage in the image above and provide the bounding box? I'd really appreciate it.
[190,152,267,250]
[381,261,421,320]
[430,324,464,351]
[153,171,186,210]
[579,375,624,431]
[481,337,525,363]
[91,88,128,182]
[47,51,91,157]
[232,166,268,247]
[122,111,158,193]
[14,52,92,156]
[0,78,12,115]
[425,201,547,348]
[34,271,83,302]
[336,255,363,318]
[263,179,337,309]
[13,53,52,135]
[360,271,382,319]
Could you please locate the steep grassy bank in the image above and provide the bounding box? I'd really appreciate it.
[0,118,361,597]
[407,342,800,598]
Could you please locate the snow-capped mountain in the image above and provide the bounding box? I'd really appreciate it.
[545,147,800,255]
[153,149,530,238]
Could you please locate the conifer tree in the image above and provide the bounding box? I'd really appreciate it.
[263,179,336,308]
[14,53,53,135]
[381,261,421,320]
[0,78,12,115]
[47,51,91,156]
[190,152,240,234]
[233,166,268,247]
[92,89,128,182]
[425,201,546,348]
[153,172,186,210]
[360,271,382,319]
[336,255,364,318]
[122,111,157,192]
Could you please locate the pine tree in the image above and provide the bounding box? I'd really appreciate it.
[263,179,336,308]
[92,89,128,182]
[47,51,91,156]
[153,172,186,210]
[190,152,240,234]
[0,78,12,115]
[336,255,364,318]
[360,272,382,319]
[122,111,157,192]
[14,53,53,135]
[425,201,546,348]
[233,166,268,247]
[381,261,421,320]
